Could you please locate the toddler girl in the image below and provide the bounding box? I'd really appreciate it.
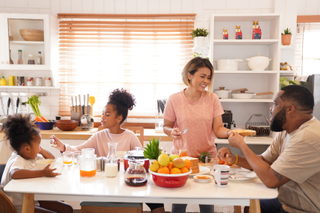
[0,114,73,213]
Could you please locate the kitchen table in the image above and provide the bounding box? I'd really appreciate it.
[4,158,277,213]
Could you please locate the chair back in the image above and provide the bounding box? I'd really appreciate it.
[0,164,17,213]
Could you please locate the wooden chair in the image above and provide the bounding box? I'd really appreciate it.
[0,164,17,213]
[80,201,142,213]
[98,125,145,147]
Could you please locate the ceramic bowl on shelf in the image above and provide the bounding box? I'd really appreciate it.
[246,54,271,71]
[215,59,243,71]
[55,120,78,131]
[19,29,44,41]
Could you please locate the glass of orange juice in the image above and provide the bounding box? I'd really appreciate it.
[72,151,81,166]
[179,149,188,157]
[63,151,73,167]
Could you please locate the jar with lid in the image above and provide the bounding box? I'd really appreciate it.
[123,147,150,172]
[17,50,23,64]
[105,142,118,177]
[124,159,147,186]
[36,51,42,65]
[79,148,97,177]
[28,54,35,64]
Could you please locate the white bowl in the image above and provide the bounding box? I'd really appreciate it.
[36,159,56,170]
[193,175,213,183]
[246,55,271,71]
[216,59,243,71]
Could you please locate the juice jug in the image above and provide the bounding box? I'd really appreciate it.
[105,142,118,177]
[79,148,96,177]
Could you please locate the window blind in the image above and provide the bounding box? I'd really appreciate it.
[57,13,196,117]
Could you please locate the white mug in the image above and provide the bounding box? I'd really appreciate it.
[214,165,230,187]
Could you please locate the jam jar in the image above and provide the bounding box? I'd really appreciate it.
[124,159,147,186]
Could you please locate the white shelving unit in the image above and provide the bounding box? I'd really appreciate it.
[0,13,58,88]
[209,14,281,128]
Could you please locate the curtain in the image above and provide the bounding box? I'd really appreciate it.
[57,13,196,116]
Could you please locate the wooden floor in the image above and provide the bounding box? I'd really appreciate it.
[73,211,174,213]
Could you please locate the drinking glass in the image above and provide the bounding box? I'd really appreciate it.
[72,151,81,166]
[63,151,73,167]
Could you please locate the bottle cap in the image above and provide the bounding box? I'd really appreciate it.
[2,76,4,78]
[38,51,41,53]
[18,50,22,52]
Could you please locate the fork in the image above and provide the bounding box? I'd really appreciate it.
[181,128,188,134]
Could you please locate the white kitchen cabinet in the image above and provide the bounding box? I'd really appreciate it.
[0,13,58,87]
[209,14,281,128]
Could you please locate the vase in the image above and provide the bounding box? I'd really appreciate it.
[281,34,292,45]
[194,36,206,47]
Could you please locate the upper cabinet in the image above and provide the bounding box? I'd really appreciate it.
[0,13,58,72]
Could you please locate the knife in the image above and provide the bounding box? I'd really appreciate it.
[71,96,74,112]
[83,94,86,115]
[7,97,11,116]
[78,94,81,115]
[87,94,90,115]
[16,97,20,114]
[74,96,77,113]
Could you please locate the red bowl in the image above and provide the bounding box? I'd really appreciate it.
[149,170,191,188]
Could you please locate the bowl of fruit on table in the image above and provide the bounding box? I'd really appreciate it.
[149,153,192,188]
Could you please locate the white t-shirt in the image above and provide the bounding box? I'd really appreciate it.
[262,117,320,213]
[0,152,43,213]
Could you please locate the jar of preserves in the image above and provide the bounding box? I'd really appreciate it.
[28,54,35,64]
[79,148,97,177]
[124,159,147,186]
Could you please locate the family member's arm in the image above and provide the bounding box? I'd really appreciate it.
[163,119,181,140]
[212,115,231,138]
[228,132,290,188]
[39,147,55,159]
[10,165,60,179]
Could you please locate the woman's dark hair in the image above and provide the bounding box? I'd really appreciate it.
[1,114,39,152]
[281,85,314,112]
[107,88,136,124]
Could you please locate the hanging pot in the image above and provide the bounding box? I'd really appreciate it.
[232,91,273,99]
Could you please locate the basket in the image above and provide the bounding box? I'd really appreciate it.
[245,114,270,136]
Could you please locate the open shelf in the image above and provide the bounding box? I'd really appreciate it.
[213,39,278,45]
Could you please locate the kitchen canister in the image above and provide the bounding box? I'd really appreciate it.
[27,77,34,86]
[45,77,52,87]
[35,77,43,86]
[9,76,15,86]
[17,76,25,86]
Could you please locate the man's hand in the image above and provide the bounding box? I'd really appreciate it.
[228,131,245,149]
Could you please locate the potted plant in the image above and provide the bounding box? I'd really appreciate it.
[280,77,300,89]
[281,28,292,45]
[191,28,209,48]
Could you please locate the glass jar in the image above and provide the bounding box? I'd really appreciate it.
[28,54,35,64]
[79,148,97,177]
[17,50,23,64]
[105,142,118,177]
[27,77,34,86]
[124,159,147,186]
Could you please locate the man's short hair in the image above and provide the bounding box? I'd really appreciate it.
[281,85,314,111]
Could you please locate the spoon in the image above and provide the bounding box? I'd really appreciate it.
[181,128,188,134]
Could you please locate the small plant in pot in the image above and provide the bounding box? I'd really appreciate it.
[191,28,209,48]
[281,28,292,46]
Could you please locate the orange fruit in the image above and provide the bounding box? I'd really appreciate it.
[168,162,173,170]
[180,167,189,173]
[170,167,181,174]
[157,166,169,174]
[184,159,191,169]
[218,158,225,165]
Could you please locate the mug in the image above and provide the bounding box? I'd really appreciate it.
[9,76,14,86]
[214,165,230,187]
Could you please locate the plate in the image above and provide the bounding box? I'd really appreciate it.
[189,166,210,176]
[229,171,257,181]
[193,175,213,183]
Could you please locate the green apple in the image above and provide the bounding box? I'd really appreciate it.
[169,154,180,162]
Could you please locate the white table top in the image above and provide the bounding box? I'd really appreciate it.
[4,158,277,206]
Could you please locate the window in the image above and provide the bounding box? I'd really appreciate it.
[295,16,320,76]
[58,13,196,117]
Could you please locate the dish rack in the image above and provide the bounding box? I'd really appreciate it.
[245,114,270,136]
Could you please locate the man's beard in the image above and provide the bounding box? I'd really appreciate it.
[270,107,286,132]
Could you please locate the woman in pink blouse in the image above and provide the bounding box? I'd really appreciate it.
[163,57,231,213]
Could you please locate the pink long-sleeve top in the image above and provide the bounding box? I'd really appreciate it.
[65,129,142,157]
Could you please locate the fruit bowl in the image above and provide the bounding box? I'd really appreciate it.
[55,120,78,131]
[149,170,191,188]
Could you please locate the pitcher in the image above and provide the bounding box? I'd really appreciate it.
[105,142,118,177]
[79,148,96,177]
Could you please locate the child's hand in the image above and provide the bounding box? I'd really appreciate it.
[50,135,65,152]
[42,164,61,177]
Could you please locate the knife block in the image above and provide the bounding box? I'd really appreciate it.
[70,108,81,126]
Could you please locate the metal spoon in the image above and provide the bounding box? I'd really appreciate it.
[181,128,188,134]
